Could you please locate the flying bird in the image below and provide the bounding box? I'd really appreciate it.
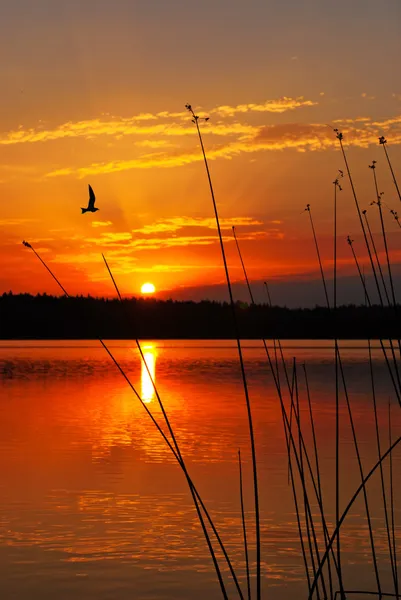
[81,185,99,214]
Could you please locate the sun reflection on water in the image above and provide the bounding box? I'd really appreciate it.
[141,344,156,403]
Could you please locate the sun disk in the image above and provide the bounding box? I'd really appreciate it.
[141,282,156,294]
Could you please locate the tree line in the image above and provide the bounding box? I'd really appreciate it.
[1,292,399,339]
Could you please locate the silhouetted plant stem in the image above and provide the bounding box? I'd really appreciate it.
[264,281,273,307]
[260,291,338,593]
[186,103,261,599]
[334,130,384,306]
[304,362,334,600]
[294,359,325,600]
[336,130,401,395]
[333,179,344,599]
[380,136,401,203]
[304,184,345,598]
[307,182,382,597]
[347,237,401,407]
[337,347,382,597]
[101,253,244,599]
[370,162,398,310]
[362,208,391,306]
[368,339,398,593]
[22,241,69,295]
[303,205,330,308]
[263,339,341,588]
[309,434,401,600]
[233,226,255,304]
[238,450,251,600]
[388,402,399,599]
[233,226,322,585]
[23,241,233,600]
[284,388,313,595]
[389,209,401,229]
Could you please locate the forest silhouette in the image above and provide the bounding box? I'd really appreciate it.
[1,292,399,339]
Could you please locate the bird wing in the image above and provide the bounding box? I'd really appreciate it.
[88,185,96,208]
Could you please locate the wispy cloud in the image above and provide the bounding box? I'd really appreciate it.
[0,96,316,147]
[136,139,174,148]
[43,114,401,178]
[132,216,263,235]
[93,232,132,243]
[0,218,38,226]
[91,220,113,228]
[211,96,317,117]
[81,229,274,251]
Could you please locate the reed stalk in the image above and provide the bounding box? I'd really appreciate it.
[337,347,382,596]
[309,434,401,599]
[186,103,261,599]
[347,236,401,407]
[380,136,401,203]
[233,226,255,304]
[369,161,398,309]
[304,362,334,600]
[368,339,398,592]
[334,130,401,399]
[294,359,325,600]
[333,178,343,599]
[238,449,251,600]
[334,129,384,305]
[231,220,333,595]
[388,402,399,598]
[304,189,345,597]
[362,208,391,306]
[284,379,313,594]
[233,235,336,593]
[303,205,330,308]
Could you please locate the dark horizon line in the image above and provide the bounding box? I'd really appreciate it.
[2,290,399,310]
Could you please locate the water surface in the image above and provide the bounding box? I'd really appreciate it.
[0,340,400,599]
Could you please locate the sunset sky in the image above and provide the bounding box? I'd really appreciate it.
[1,0,401,305]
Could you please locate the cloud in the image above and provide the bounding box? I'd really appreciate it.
[332,117,371,124]
[0,96,316,146]
[89,234,222,250]
[0,218,38,226]
[136,140,174,149]
[91,263,224,278]
[79,228,275,252]
[371,116,401,127]
[251,120,401,151]
[91,220,113,228]
[1,120,258,148]
[95,232,132,242]
[211,96,317,117]
[42,113,401,178]
[132,216,263,235]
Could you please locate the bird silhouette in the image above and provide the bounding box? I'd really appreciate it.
[81,185,99,214]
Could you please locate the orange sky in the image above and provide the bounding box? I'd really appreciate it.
[1,0,401,303]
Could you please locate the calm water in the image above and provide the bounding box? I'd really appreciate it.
[0,340,400,600]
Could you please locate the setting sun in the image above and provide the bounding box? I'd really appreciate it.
[141,282,156,295]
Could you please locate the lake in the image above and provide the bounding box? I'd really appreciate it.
[0,340,400,600]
